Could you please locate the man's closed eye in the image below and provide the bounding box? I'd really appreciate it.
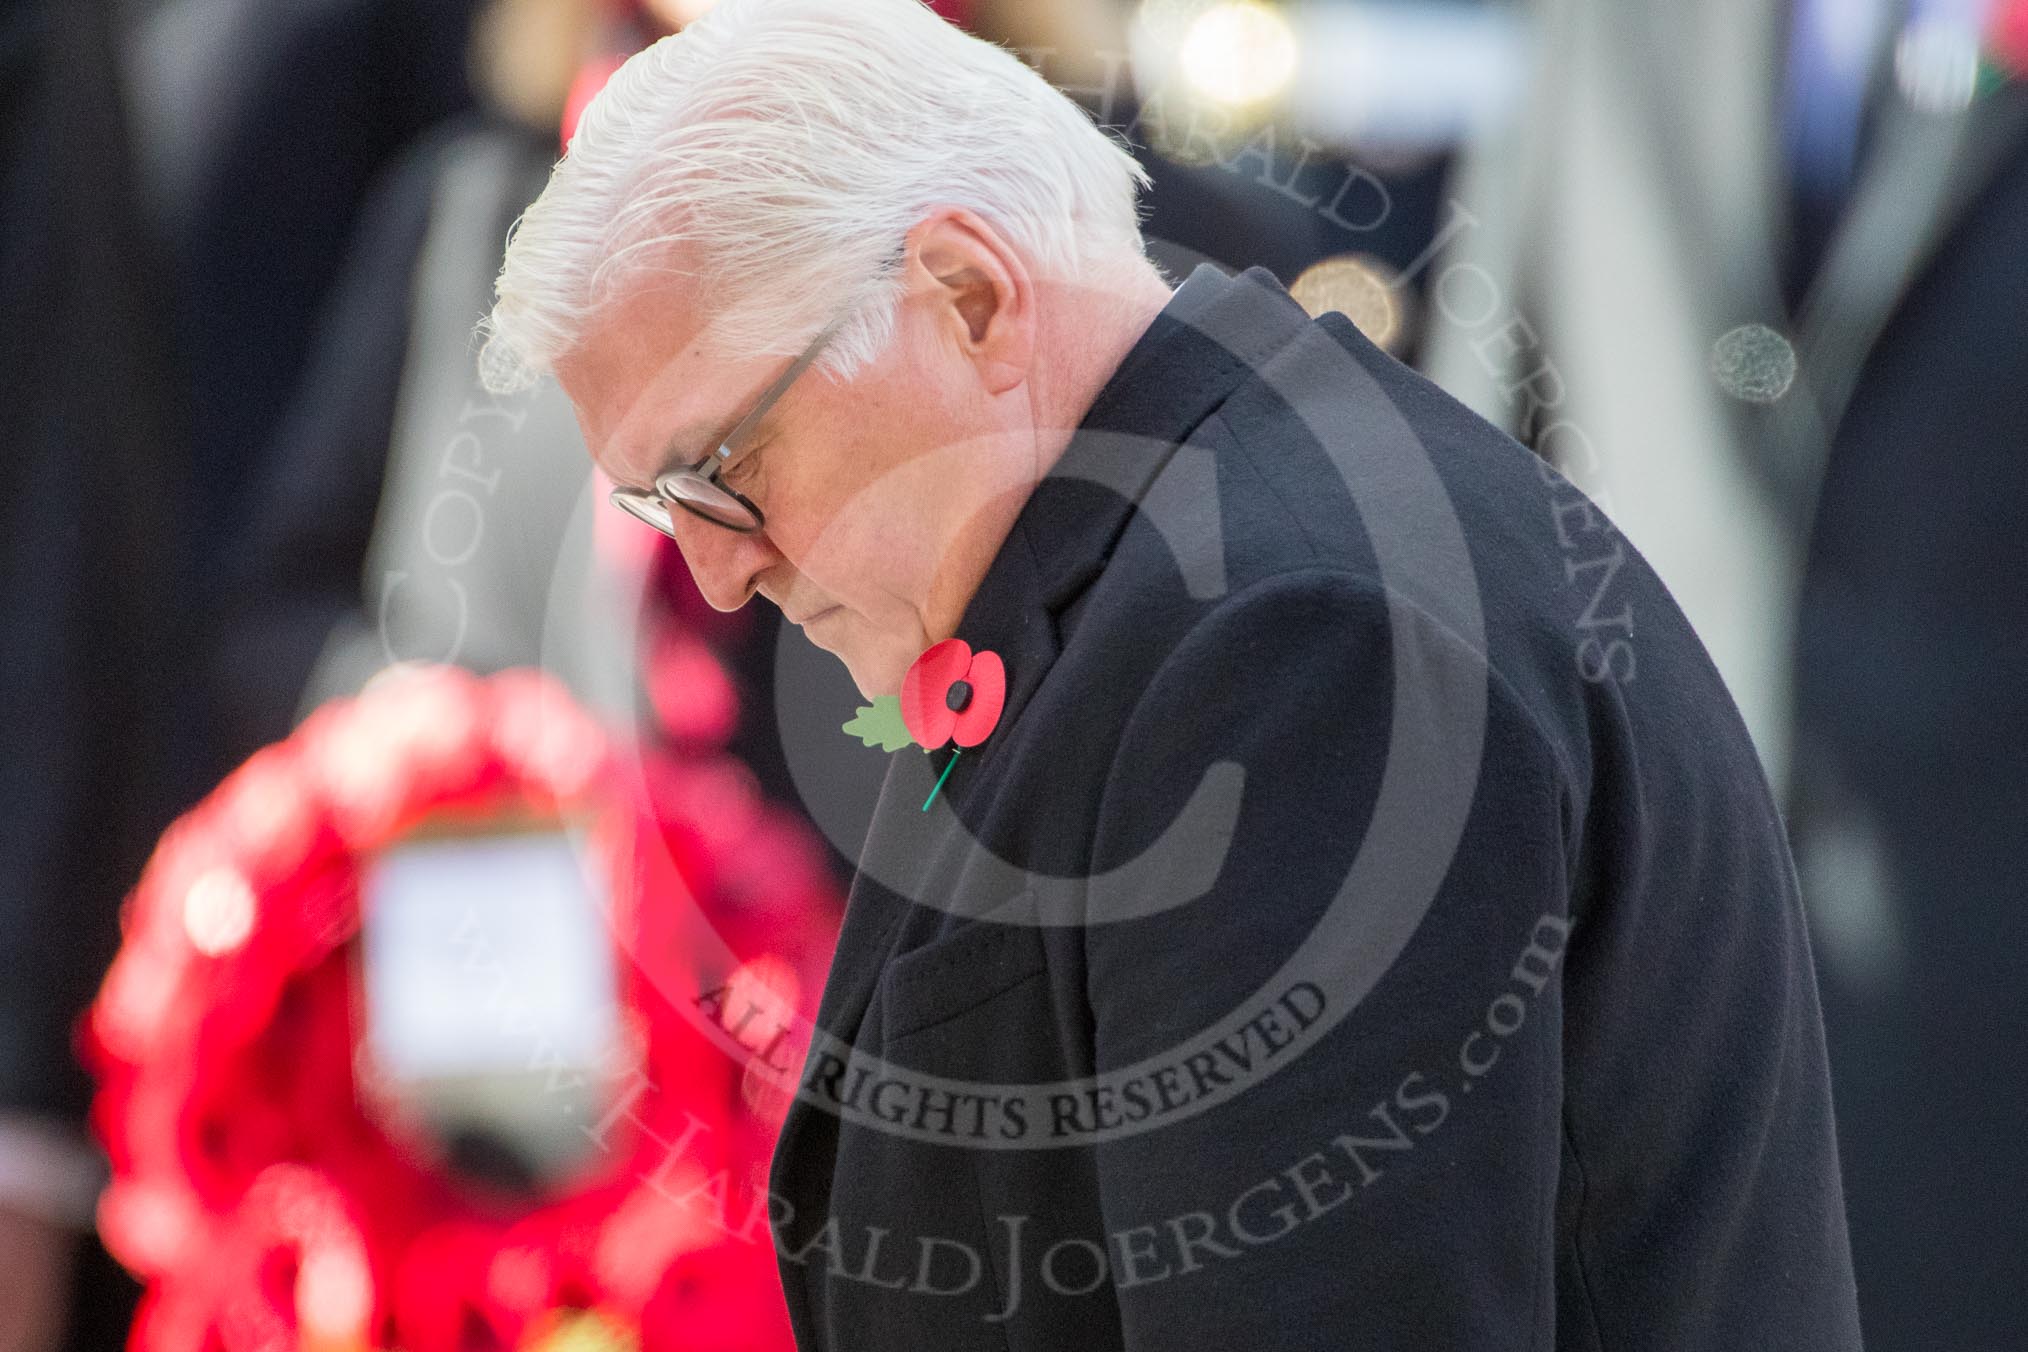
[723,441,769,489]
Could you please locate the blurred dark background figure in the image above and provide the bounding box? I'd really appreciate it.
[119,0,485,807]
[1787,42,2028,1352]
[1424,0,2028,1344]
[0,0,182,1348]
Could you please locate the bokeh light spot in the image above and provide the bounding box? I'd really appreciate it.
[1180,2,1299,107]
[1895,17,1982,114]
[1291,254,1408,352]
[182,867,256,957]
[1709,323,1799,404]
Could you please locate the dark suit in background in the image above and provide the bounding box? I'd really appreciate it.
[1790,85,2028,1351]
[1,0,183,1344]
[120,0,482,803]
[1420,1,2028,1337]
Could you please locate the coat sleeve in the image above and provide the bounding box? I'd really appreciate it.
[1079,566,1576,1348]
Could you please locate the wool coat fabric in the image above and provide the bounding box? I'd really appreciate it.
[765,263,1861,1350]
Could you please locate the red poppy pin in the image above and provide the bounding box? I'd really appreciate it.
[841,638,1005,811]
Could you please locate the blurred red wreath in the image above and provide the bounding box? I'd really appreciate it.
[84,665,841,1352]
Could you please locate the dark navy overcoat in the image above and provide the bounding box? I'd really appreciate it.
[766,263,1861,1351]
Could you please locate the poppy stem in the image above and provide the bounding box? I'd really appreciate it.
[921,747,962,811]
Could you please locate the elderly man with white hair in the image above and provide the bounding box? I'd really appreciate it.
[479,1,1862,1348]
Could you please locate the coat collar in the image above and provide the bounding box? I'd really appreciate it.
[940,262,1316,754]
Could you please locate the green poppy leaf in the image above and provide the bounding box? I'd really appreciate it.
[842,696,914,753]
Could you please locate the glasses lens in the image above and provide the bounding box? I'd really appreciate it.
[608,487,678,537]
[658,472,762,532]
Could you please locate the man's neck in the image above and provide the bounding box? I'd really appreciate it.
[1033,261,1178,474]
[916,261,1177,658]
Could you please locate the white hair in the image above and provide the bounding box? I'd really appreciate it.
[476,0,1155,395]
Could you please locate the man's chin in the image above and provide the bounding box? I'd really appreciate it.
[832,638,911,703]
[842,659,902,703]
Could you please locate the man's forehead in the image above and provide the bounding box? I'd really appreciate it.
[560,288,730,487]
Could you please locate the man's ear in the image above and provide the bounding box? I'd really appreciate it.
[908,209,1034,395]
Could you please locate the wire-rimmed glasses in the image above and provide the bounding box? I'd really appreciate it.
[608,315,847,536]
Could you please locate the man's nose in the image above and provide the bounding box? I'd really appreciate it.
[667,512,780,612]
